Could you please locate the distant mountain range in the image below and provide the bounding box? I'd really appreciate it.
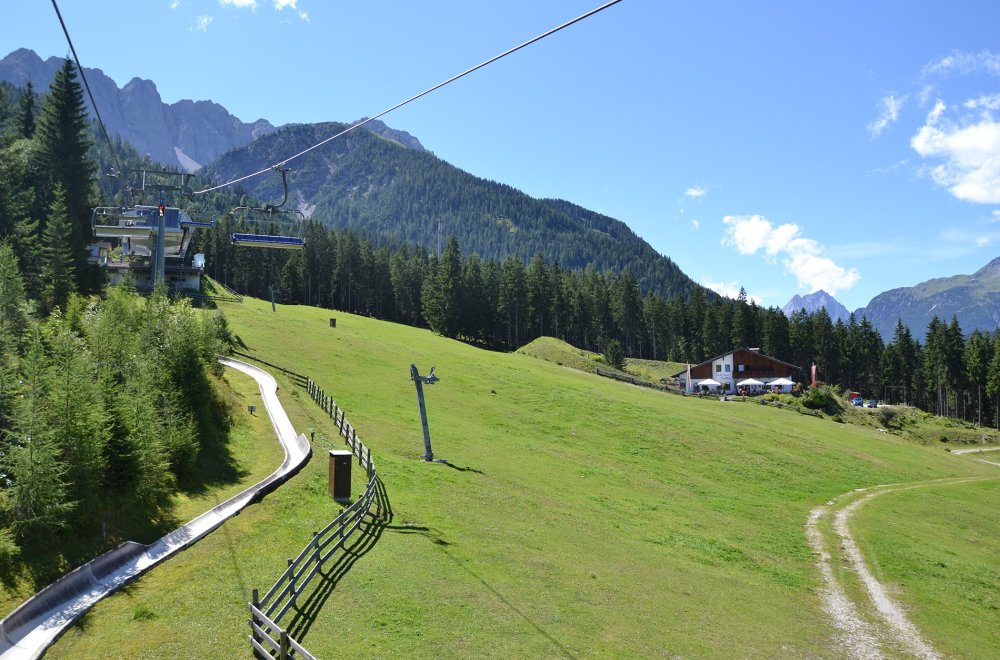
[782,258,1000,340]
[0,48,276,171]
[855,256,1000,341]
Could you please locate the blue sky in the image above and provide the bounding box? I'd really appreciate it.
[4,1,1000,313]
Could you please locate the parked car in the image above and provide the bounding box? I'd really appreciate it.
[851,397,863,406]
[866,399,878,408]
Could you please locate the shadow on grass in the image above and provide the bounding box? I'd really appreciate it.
[435,549,577,659]
[446,462,486,475]
[176,370,247,496]
[284,477,392,643]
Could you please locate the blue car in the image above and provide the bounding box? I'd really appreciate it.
[851,397,863,406]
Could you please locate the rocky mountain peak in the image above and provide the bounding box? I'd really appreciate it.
[0,48,277,172]
[782,289,851,323]
[973,255,1000,279]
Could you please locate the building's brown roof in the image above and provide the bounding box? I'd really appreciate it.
[671,349,802,378]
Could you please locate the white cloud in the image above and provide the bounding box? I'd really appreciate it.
[911,99,1000,203]
[866,159,908,177]
[976,235,991,247]
[685,186,706,198]
[220,0,257,9]
[868,94,907,138]
[964,94,1000,111]
[169,0,182,9]
[923,51,1000,78]
[272,0,308,19]
[191,15,213,32]
[917,84,935,106]
[722,214,860,295]
[703,279,763,304]
[992,210,1000,223]
[691,219,700,231]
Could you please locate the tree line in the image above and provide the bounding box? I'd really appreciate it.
[196,218,1000,428]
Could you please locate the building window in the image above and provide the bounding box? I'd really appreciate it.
[738,364,745,372]
[725,364,731,372]
[715,364,722,373]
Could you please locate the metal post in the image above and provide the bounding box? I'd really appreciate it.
[154,195,166,288]
[410,364,440,461]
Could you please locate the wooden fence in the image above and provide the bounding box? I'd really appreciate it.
[248,378,381,659]
[594,366,680,394]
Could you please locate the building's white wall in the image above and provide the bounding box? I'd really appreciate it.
[711,354,735,389]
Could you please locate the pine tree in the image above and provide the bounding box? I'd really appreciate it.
[31,59,95,287]
[18,81,36,139]
[422,237,463,338]
[45,318,109,523]
[965,330,993,427]
[987,331,1000,429]
[2,335,74,539]
[730,287,751,349]
[40,185,77,314]
[0,243,28,425]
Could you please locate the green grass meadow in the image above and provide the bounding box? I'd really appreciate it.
[850,478,1000,658]
[50,296,999,657]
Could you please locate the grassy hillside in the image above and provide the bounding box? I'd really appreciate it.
[520,336,685,383]
[51,297,998,657]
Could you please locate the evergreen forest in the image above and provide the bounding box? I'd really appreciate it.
[0,64,232,580]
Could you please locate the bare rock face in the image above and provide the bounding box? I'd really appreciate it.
[782,290,851,323]
[0,48,276,171]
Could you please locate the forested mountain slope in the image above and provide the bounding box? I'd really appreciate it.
[855,256,1000,340]
[202,121,707,301]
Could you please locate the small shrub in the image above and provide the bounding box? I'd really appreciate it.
[802,386,843,415]
[876,407,899,429]
[0,528,21,568]
[132,603,157,621]
[602,340,626,371]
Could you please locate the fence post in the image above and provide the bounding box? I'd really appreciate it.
[279,629,290,659]
[287,558,296,604]
[313,531,320,564]
[250,587,260,647]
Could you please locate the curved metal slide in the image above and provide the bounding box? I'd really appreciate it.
[0,359,311,659]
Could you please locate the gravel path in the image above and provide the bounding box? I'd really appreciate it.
[950,446,1000,455]
[833,491,941,659]
[807,476,989,659]
[805,495,884,659]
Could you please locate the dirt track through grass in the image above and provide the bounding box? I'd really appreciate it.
[808,474,993,659]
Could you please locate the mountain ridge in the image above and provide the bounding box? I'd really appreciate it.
[853,257,1000,340]
[202,120,707,301]
[0,48,275,171]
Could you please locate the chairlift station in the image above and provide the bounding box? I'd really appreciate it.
[90,168,305,292]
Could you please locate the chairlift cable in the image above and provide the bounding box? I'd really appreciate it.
[50,0,125,177]
[194,0,623,196]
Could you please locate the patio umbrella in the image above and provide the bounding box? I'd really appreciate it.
[770,377,795,386]
[737,378,763,387]
[698,378,721,387]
